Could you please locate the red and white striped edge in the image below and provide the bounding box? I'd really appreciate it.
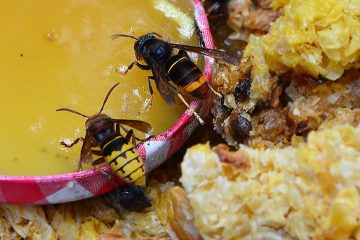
[0,0,214,204]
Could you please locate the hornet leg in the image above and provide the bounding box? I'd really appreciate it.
[118,124,152,143]
[146,76,155,110]
[117,124,139,142]
[119,61,150,75]
[62,137,86,171]
[177,93,205,125]
[165,80,205,125]
[92,158,117,182]
[207,82,222,98]
[124,129,137,146]
[60,137,84,148]
[94,165,113,180]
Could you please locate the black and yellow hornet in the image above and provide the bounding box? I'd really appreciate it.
[57,83,152,211]
[111,32,239,125]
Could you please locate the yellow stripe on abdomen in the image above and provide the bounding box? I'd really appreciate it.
[105,146,145,187]
[167,57,187,75]
[134,175,146,187]
[126,167,146,186]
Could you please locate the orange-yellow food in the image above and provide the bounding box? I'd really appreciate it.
[214,0,360,148]
[261,0,360,80]
[181,125,360,240]
[228,0,280,34]
[0,182,200,240]
[0,0,196,175]
[227,0,360,103]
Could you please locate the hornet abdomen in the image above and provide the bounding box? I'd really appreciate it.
[165,55,209,99]
[92,136,146,187]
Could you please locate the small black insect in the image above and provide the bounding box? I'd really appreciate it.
[112,32,239,124]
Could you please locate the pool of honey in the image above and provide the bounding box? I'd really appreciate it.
[0,0,197,176]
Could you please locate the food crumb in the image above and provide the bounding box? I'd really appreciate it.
[117,65,129,75]
[153,0,194,39]
[61,138,73,146]
[46,30,59,41]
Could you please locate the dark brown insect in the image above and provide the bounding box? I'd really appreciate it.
[57,83,152,211]
[112,32,239,124]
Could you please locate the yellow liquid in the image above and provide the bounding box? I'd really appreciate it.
[0,0,197,176]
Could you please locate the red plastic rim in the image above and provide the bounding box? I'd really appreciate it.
[0,0,214,204]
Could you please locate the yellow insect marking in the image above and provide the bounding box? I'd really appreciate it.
[105,150,125,166]
[104,142,134,161]
[121,158,143,176]
[127,167,145,185]
[124,149,139,162]
[90,146,101,151]
[91,154,103,161]
[102,136,122,150]
[105,147,144,184]
[123,142,136,152]
[183,75,207,93]
[167,57,187,74]
[134,174,146,187]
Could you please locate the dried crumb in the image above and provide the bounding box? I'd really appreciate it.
[213,144,250,168]
[181,125,360,240]
[46,30,59,41]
